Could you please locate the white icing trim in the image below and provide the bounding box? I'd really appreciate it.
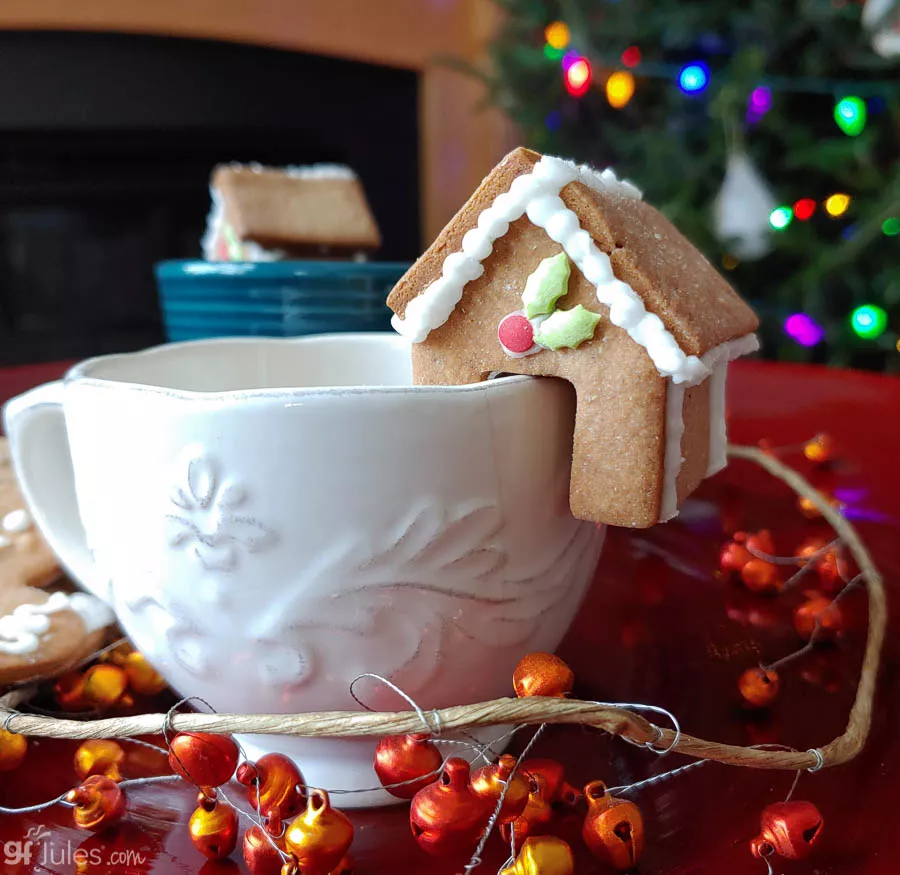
[392,154,709,384]
[0,592,114,655]
[658,332,759,523]
[1,508,30,534]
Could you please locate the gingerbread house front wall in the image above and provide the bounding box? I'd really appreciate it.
[409,215,714,528]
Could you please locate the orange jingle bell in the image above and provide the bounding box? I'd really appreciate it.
[169,731,240,789]
[82,664,129,708]
[794,594,844,641]
[0,727,27,771]
[500,774,554,851]
[521,758,581,806]
[738,667,781,709]
[123,651,168,696]
[66,775,126,831]
[74,739,125,782]
[740,559,782,595]
[284,788,354,875]
[513,652,574,698]
[189,796,239,860]
[499,836,575,875]
[410,758,491,857]
[373,733,443,799]
[751,801,823,860]
[582,780,644,871]
[470,754,530,824]
[237,753,306,833]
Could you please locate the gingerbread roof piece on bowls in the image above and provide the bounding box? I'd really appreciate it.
[387,147,759,528]
[202,163,382,261]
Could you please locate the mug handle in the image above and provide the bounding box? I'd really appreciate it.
[3,381,108,602]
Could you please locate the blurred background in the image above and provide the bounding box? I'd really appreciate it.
[0,1,897,372]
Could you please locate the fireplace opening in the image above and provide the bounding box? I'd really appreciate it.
[0,30,420,365]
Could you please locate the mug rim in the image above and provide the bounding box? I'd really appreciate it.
[64,333,534,401]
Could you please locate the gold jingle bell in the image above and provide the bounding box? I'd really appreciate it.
[499,836,575,875]
[582,780,644,871]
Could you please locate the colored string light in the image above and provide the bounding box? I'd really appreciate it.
[543,43,565,61]
[833,96,866,136]
[545,110,562,131]
[850,305,888,340]
[746,86,773,124]
[721,254,739,271]
[769,206,793,230]
[882,217,900,237]
[565,57,592,98]
[621,46,641,68]
[561,50,580,72]
[606,71,636,109]
[784,314,825,347]
[678,63,709,94]
[825,194,851,217]
[544,21,571,50]
[793,199,816,221]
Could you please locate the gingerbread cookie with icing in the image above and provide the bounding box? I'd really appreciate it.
[0,588,114,684]
[387,147,759,528]
[0,437,61,588]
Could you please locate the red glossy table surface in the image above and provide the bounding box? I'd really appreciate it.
[0,360,898,874]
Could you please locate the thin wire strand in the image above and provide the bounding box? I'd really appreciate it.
[606,758,708,796]
[350,673,442,736]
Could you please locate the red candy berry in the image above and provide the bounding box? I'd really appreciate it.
[498,313,535,354]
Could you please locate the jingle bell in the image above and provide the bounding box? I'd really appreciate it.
[189,797,239,860]
[520,758,581,805]
[55,670,91,711]
[0,727,27,771]
[169,731,240,789]
[582,780,644,870]
[499,836,575,875]
[237,753,306,832]
[66,775,126,831]
[82,664,128,708]
[124,651,168,696]
[740,559,781,595]
[738,667,781,709]
[409,757,491,856]
[500,774,554,850]
[750,800,823,860]
[794,594,843,641]
[797,537,843,593]
[803,434,835,464]
[243,823,288,875]
[284,789,354,875]
[513,652,574,698]
[720,540,752,573]
[74,739,125,782]
[329,855,355,874]
[470,754,530,824]
[373,733,443,799]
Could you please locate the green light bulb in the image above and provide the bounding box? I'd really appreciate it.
[834,96,866,137]
[850,304,887,340]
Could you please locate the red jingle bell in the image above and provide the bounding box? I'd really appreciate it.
[284,789,354,875]
[169,731,240,789]
[410,757,491,856]
[582,780,644,871]
[751,801,823,860]
[470,754,530,824]
[373,733,443,799]
[803,433,835,465]
[66,775,126,831]
[738,667,781,709]
[521,758,581,805]
[720,540,752,573]
[740,559,782,595]
[237,753,306,832]
[243,823,288,875]
[500,774,554,850]
[513,652,574,698]
[794,594,844,641]
[189,796,239,860]
[328,855,355,874]
[797,537,844,592]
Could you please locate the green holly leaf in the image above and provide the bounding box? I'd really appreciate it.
[521,252,570,318]
[535,305,602,349]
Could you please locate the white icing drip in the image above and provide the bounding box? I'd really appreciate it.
[392,154,708,384]
[659,382,687,523]
[658,332,759,523]
[227,161,357,180]
[0,535,10,549]
[201,187,225,261]
[0,592,114,655]
[2,508,31,534]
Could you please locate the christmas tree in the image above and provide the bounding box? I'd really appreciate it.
[483,0,900,371]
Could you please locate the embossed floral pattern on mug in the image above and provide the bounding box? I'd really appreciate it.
[165,455,276,572]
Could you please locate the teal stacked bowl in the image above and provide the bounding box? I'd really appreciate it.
[155,261,410,342]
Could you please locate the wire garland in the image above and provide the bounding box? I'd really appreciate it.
[0,444,886,776]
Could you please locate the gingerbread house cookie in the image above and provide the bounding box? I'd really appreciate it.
[387,148,759,528]
[202,162,382,261]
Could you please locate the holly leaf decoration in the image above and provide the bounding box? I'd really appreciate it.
[535,305,602,349]
[521,252,570,318]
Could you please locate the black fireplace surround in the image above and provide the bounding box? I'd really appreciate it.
[0,31,420,365]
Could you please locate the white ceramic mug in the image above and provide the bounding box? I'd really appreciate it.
[3,334,603,805]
